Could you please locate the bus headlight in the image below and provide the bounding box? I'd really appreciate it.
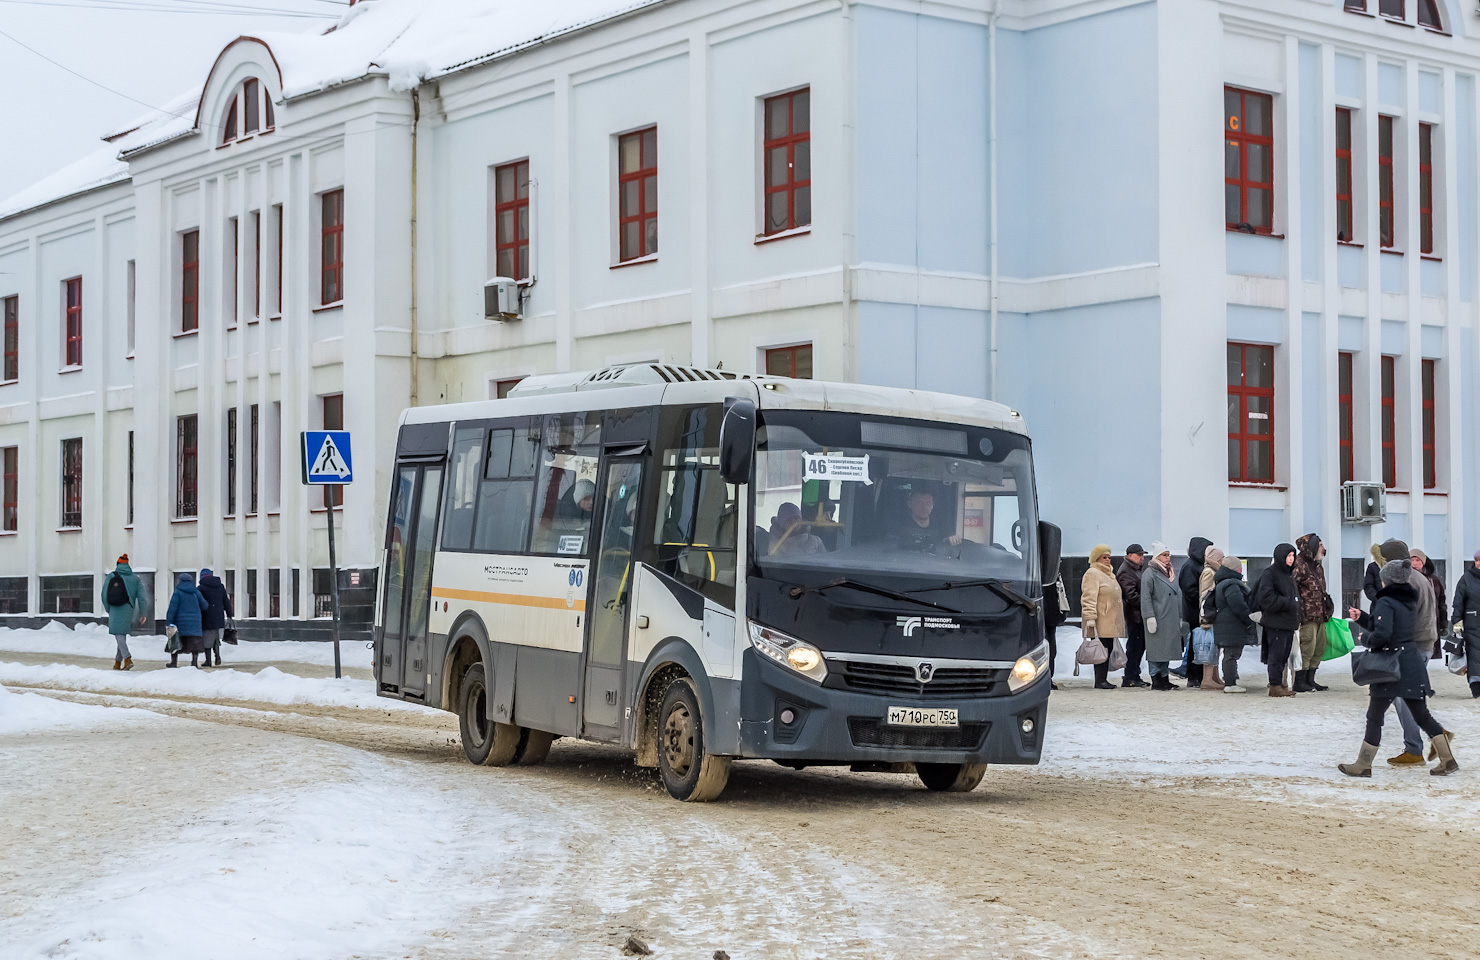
[1008,640,1051,693]
[749,623,828,683]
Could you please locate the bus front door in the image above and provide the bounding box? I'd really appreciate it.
[379,462,443,699]
[582,458,642,739]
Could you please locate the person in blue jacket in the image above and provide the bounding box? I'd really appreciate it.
[165,572,210,669]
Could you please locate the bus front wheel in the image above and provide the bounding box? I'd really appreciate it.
[916,762,987,793]
[459,664,521,766]
[657,678,732,802]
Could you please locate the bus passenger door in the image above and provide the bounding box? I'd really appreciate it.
[582,457,642,738]
[379,462,443,699]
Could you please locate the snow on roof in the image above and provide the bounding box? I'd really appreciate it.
[0,145,130,223]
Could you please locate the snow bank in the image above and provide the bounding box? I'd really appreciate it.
[0,621,366,668]
[0,661,434,715]
[0,683,154,735]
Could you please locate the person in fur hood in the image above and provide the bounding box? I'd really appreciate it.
[1339,559,1457,777]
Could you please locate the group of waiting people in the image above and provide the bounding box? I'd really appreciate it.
[98,555,235,670]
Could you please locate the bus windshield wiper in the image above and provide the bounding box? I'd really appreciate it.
[906,578,1038,614]
[789,577,960,614]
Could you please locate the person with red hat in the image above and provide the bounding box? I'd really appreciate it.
[100,554,143,670]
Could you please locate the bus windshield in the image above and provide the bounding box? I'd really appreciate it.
[752,411,1038,590]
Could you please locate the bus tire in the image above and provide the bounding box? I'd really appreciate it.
[514,728,555,766]
[656,677,731,802]
[916,762,987,793]
[458,664,521,767]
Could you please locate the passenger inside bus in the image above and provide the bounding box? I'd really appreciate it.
[767,502,825,557]
[556,479,596,521]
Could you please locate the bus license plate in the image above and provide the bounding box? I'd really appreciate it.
[886,706,958,728]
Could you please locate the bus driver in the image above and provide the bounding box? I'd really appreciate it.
[893,486,962,549]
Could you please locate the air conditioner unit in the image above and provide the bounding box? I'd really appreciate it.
[1341,481,1386,525]
[484,277,523,321]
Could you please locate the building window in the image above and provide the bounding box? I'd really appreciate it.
[247,567,258,618]
[2,446,16,532]
[63,277,82,367]
[1379,0,1404,19]
[1224,87,1274,234]
[1418,0,1443,29]
[1227,342,1274,484]
[221,78,273,146]
[1335,108,1354,243]
[61,437,82,528]
[1421,359,1436,489]
[249,403,259,514]
[177,414,198,519]
[1419,123,1434,255]
[322,393,343,508]
[229,217,239,327]
[244,78,260,135]
[226,407,238,516]
[273,204,284,315]
[3,295,17,382]
[617,127,658,261]
[222,98,237,144]
[292,567,300,617]
[182,230,200,332]
[765,344,813,379]
[1338,352,1355,485]
[1343,0,1366,10]
[1380,355,1396,489]
[763,88,811,235]
[268,567,281,618]
[494,378,523,399]
[126,260,136,355]
[493,160,530,281]
[1379,115,1396,249]
[127,431,134,526]
[320,189,343,305]
[251,210,262,319]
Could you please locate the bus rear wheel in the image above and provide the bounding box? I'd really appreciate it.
[657,678,731,802]
[514,728,555,766]
[916,762,987,793]
[459,664,521,766]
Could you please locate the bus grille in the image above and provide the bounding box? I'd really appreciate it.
[832,659,1001,699]
[847,718,988,750]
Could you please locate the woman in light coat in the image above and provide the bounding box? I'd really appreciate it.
[1197,546,1226,690]
[1080,545,1125,690]
[1140,542,1185,690]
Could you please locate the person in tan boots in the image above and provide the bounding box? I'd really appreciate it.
[1197,546,1226,690]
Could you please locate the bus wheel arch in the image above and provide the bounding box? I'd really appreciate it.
[442,614,490,716]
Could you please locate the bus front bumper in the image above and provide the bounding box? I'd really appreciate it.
[735,649,1048,766]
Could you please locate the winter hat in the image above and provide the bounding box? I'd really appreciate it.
[1381,558,1413,586]
[1204,546,1226,569]
[116,554,128,564]
[1474,548,1480,563]
[1379,539,1410,563]
[1221,555,1244,572]
[1124,543,1145,556]
[1409,547,1429,564]
[572,479,596,502]
[1149,541,1171,559]
[200,568,213,579]
[1089,544,1112,564]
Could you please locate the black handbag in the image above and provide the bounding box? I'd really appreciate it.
[222,618,239,645]
[1351,648,1401,686]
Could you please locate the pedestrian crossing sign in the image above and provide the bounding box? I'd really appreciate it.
[302,430,354,485]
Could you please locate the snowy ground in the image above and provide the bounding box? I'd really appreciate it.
[0,620,363,669]
[2,624,1477,959]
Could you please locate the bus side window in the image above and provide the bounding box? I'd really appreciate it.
[441,427,484,551]
[530,412,601,555]
[471,424,537,553]
[653,405,737,607]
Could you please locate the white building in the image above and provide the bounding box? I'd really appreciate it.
[0,0,1476,634]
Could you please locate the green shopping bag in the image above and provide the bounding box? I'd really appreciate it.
[1324,618,1355,661]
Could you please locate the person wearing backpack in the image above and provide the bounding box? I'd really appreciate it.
[100,554,143,670]
[1254,543,1301,697]
[1212,556,1258,693]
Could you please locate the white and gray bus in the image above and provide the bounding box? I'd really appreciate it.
[375,365,1060,801]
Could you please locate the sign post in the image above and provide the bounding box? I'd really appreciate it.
[301,430,354,679]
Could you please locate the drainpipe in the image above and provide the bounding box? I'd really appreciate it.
[409,86,421,407]
[988,0,1000,402]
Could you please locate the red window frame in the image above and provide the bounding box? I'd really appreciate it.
[493,160,531,281]
[177,414,198,519]
[494,378,523,399]
[229,217,239,328]
[763,88,811,235]
[1227,342,1275,484]
[249,403,259,514]
[244,78,260,135]
[3,295,17,383]
[1421,359,1436,489]
[1224,87,1274,234]
[63,277,82,367]
[182,230,200,332]
[2,446,17,532]
[1379,0,1405,19]
[320,189,343,305]
[322,393,343,509]
[1379,115,1396,249]
[1380,355,1397,489]
[1338,352,1355,485]
[252,210,262,319]
[61,437,82,528]
[1419,123,1434,255]
[274,204,283,315]
[226,407,238,516]
[222,98,238,145]
[617,127,658,262]
[1418,0,1443,29]
[1343,1,1366,11]
[765,344,813,379]
[1335,108,1354,242]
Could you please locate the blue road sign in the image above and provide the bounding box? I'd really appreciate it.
[302,430,354,485]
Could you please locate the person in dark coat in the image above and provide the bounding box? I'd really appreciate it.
[1292,533,1334,693]
[1117,545,1149,688]
[1254,543,1301,697]
[197,568,233,667]
[1212,556,1256,693]
[1339,560,1457,777]
[1043,567,1069,691]
[1452,551,1480,699]
[1176,536,1213,685]
[1363,543,1385,606]
[165,572,210,669]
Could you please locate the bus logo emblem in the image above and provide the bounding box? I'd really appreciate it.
[916,661,935,683]
[896,616,922,636]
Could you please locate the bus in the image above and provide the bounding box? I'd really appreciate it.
[375,364,1060,801]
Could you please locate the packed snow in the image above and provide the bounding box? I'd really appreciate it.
[0,619,363,668]
[0,682,158,735]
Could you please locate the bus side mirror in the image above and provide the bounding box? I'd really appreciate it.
[1038,520,1062,585]
[719,398,757,485]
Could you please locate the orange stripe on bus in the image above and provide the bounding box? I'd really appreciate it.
[431,587,586,612]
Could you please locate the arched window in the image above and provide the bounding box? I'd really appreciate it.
[1417,0,1443,30]
[220,77,275,146]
